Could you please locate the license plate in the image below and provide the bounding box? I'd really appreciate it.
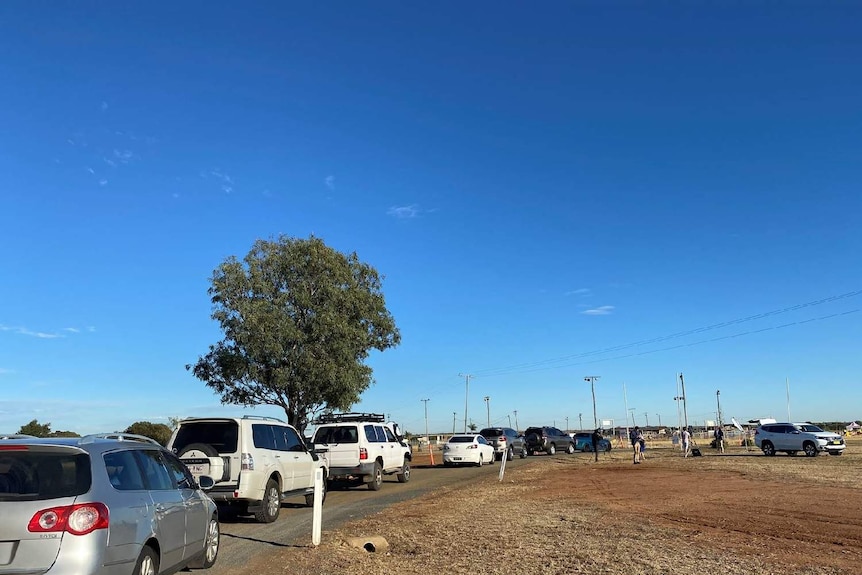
[453,457,462,461]
[830,440,840,445]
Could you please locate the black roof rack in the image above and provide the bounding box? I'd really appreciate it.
[313,412,385,424]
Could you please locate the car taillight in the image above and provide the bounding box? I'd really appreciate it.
[467,444,478,449]
[499,437,506,443]
[359,448,368,460]
[28,503,109,536]
[0,445,28,451]
[241,452,254,470]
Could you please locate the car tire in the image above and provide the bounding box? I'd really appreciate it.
[304,477,327,507]
[397,461,410,483]
[368,462,383,491]
[188,514,220,569]
[254,479,281,523]
[133,546,159,575]
[507,447,514,461]
[566,443,575,455]
[803,442,818,457]
[761,441,776,456]
[547,444,556,456]
[520,447,527,459]
[581,444,591,453]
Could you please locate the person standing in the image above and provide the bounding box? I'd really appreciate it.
[591,428,602,462]
[638,429,646,462]
[630,426,641,464]
[715,426,725,454]
[681,427,692,458]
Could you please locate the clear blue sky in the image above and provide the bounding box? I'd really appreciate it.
[1,3,860,436]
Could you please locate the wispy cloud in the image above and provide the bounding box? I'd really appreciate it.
[566,288,591,297]
[86,167,95,175]
[581,306,615,316]
[113,149,134,164]
[103,157,117,167]
[101,101,109,112]
[99,178,108,186]
[325,175,335,190]
[0,325,64,339]
[387,204,421,219]
[0,368,13,375]
[63,327,80,333]
[202,169,234,193]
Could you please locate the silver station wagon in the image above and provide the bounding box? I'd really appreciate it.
[0,433,219,575]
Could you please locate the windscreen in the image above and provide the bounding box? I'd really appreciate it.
[448,436,475,443]
[479,428,502,438]
[172,421,239,454]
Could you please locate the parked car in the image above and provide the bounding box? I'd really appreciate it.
[524,426,575,455]
[310,413,411,490]
[168,415,327,522]
[442,434,496,466]
[0,432,219,575]
[572,432,612,452]
[478,427,527,461]
[754,422,846,457]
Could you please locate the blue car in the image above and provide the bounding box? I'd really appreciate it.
[572,432,612,452]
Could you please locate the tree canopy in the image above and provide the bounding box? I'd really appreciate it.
[188,235,401,431]
[124,421,173,446]
[18,419,52,437]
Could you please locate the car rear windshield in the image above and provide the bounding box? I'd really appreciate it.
[172,421,239,454]
[479,428,503,438]
[524,428,543,436]
[0,450,91,501]
[449,436,475,443]
[314,426,359,444]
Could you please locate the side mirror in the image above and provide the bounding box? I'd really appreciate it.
[197,475,215,490]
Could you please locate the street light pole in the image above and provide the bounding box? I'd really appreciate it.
[421,399,430,444]
[584,376,600,429]
[484,396,490,428]
[679,373,689,430]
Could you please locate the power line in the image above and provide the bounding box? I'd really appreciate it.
[469,290,862,378]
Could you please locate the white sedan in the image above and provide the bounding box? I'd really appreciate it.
[442,434,496,466]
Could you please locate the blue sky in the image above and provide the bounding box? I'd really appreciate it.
[1,3,860,436]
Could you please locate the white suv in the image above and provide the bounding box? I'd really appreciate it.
[754,422,846,457]
[167,416,327,523]
[310,413,411,490]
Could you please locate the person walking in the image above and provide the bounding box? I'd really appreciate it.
[637,429,646,462]
[681,427,692,458]
[630,426,641,464]
[715,426,725,454]
[591,428,603,462]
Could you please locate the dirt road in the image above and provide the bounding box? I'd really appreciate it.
[227,443,862,575]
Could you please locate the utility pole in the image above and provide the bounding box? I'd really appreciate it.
[785,377,791,422]
[578,413,583,432]
[674,374,682,434]
[584,376,600,429]
[421,399,430,443]
[657,414,662,428]
[508,414,512,427]
[459,373,472,433]
[623,382,630,440]
[628,408,636,427]
[452,412,456,435]
[715,390,722,428]
[484,396,490,428]
[513,410,519,432]
[644,412,649,428]
[565,416,569,432]
[679,373,689,431]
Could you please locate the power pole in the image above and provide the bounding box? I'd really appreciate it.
[584,376,601,429]
[657,414,662,428]
[513,410,519,432]
[628,408,637,427]
[716,390,722,427]
[508,414,512,427]
[421,399,430,443]
[623,382,630,440]
[452,412,456,435]
[679,373,689,431]
[644,412,649,428]
[565,416,569,432]
[484,396,490,428]
[578,413,583,432]
[459,374,472,433]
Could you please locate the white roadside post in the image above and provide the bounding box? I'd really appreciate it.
[498,450,507,481]
[312,467,324,546]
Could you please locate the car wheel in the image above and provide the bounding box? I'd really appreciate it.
[761,441,775,456]
[803,442,818,457]
[397,461,410,483]
[581,444,591,453]
[368,462,383,490]
[520,447,527,459]
[547,444,556,456]
[188,514,220,569]
[477,455,484,467]
[254,479,281,523]
[305,476,327,507]
[507,447,514,461]
[566,443,575,455]
[133,546,159,575]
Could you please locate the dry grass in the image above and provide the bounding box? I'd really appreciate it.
[247,443,862,575]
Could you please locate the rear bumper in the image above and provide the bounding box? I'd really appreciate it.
[327,462,378,480]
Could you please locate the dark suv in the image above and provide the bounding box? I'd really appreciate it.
[478,427,527,461]
[524,426,575,455]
